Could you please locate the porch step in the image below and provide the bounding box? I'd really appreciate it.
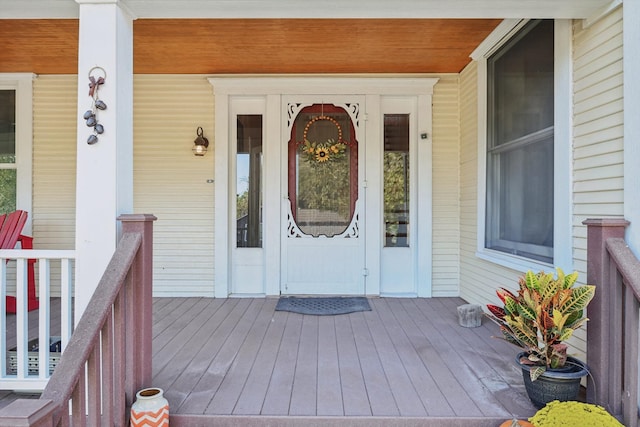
[171,414,513,427]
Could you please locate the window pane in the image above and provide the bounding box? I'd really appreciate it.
[236,115,262,248]
[486,20,554,263]
[291,106,356,238]
[384,114,409,247]
[0,90,16,164]
[490,20,554,147]
[488,134,554,261]
[0,169,16,214]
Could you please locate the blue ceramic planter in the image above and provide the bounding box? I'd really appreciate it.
[516,352,590,408]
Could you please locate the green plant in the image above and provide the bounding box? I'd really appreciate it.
[486,268,595,380]
[528,400,623,426]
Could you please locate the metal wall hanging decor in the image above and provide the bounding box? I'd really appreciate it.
[83,66,107,145]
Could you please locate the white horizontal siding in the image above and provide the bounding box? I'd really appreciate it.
[459,12,624,362]
[569,8,624,360]
[573,8,625,244]
[431,75,460,296]
[32,75,77,250]
[31,75,78,297]
[133,75,215,297]
[458,61,523,308]
[31,75,216,297]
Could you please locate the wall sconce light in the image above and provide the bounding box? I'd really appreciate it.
[193,127,209,156]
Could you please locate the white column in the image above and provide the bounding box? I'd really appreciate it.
[74,0,134,321]
[624,3,640,257]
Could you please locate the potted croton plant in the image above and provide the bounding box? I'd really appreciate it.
[486,268,596,408]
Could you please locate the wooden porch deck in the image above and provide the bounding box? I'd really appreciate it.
[152,297,538,426]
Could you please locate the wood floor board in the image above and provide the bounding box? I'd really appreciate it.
[289,315,319,416]
[204,299,278,415]
[151,296,176,315]
[333,314,371,416]
[152,298,230,375]
[153,298,220,355]
[376,298,454,417]
[349,311,400,417]
[232,304,288,415]
[152,297,206,340]
[0,297,539,425]
[316,316,344,416]
[397,299,485,417]
[429,298,535,417]
[364,301,428,417]
[4,298,63,351]
[411,298,511,417]
[260,312,303,415]
[181,298,265,414]
[158,299,249,410]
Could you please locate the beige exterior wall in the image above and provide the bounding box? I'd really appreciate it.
[33,22,624,303]
[31,74,462,298]
[458,62,523,310]
[431,75,461,296]
[31,75,216,297]
[572,9,625,275]
[133,75,215,297]
[458,10,624,360]
[31,75,77,297]
[33,75,77,250]
[570,8,624,355]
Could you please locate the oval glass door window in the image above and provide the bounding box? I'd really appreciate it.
[288,104,358,237]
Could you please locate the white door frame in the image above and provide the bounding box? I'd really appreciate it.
[281,96,366,296]
[209,76,438,298]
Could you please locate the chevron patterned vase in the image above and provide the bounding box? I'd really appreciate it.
[130,388,169,427]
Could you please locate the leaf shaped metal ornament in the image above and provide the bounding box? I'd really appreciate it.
[95,99,107,110]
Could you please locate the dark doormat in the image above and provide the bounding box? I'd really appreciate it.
[275,297,371,316]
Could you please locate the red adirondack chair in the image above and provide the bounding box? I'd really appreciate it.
[0,210,39,313]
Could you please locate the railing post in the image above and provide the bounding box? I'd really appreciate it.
[583,218,629,409]
[117,214,157,404]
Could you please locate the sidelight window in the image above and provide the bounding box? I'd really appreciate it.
[383,114,410,247]
[236,114,263,248]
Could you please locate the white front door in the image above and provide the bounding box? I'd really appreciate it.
[281,98,365,295]
[212,77,437,298]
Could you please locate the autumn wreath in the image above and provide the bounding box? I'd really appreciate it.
[299,115,347,164]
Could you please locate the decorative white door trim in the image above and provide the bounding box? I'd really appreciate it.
[209,76,438,298]
[281,97,365,295]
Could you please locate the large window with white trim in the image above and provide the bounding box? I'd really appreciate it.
[0,74,33,220]
[485,20,554,264]
[0,89,17,213]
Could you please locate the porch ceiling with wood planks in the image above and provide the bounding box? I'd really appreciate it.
[0,0,616,75]
[0,19,501,74]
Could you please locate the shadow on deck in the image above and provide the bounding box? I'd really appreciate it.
[152,297,538,427]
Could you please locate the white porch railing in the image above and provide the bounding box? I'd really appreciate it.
[0,249,75,391]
